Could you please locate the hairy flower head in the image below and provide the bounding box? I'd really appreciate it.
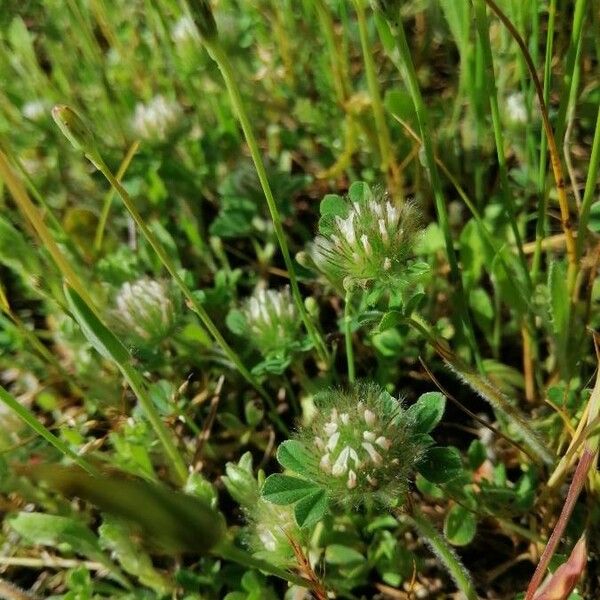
[132,95,182,142]
[223,452,298,568]
[111,278,179,348]
[293,382,426,507]
[302,183,422,291]
[240,286,303,357]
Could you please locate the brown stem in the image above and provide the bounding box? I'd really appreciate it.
[525,448,594,599]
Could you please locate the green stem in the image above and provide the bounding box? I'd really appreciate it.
[554,0,588,148]
[201,39,330,367]
[531,0,556,281]
[352,0,401,196]
[344,290,355,383]
[94,140,139,252]
[0,385,97,476]
[577,107,600,258]
[403,508,478,600]
[407,315,553,465]
[215,541,309,588]
[93,156,287,433]
[472,0,531,291]
[120,365,188,484]
[374,10,483,372]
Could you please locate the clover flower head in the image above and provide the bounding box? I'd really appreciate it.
[111,278,179,347]
[506,92,527,125]
[22,100,48,122]
[132,95,182,142]
[223,452,298,568]
[305,184,421,290]
[295,382,425,507]
[171,16,199,45]
[241,286,302,357]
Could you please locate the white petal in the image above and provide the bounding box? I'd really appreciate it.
[375,436,391,450]
[320,453,332,473]
[363,409,376,426]
[326,431,340,452]
[362,442,383,465]
[363,431,376,442]
[347,470,357,489]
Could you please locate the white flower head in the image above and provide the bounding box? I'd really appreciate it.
[304,183,421,291]
[293,382,428,507]
[239,286,304,358]
[506,92,528,125]
[171,15,199,45]
[111,277,179,347]
[132,95,182,142]
[22,100,49,122]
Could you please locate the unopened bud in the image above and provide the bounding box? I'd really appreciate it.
[188,0,218,42]
[51,105,97,156]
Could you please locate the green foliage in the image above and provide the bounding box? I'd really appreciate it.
[0,0,599,597]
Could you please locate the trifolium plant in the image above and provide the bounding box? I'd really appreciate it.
[261,381,459,527]
[110,278,181,349]
[132,95,183,142]
[223,452,300,569]
[227,286,311,374]
[299,182,426,296]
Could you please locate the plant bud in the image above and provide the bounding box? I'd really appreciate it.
[51,105,97,157]
[233,286,305,359]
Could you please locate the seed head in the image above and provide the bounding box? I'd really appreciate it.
[110,278,179,348]
[306,186,421,291]
[293,382,426,507]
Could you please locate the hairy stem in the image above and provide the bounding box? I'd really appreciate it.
[403,508,478,600]
[344,290,355,383]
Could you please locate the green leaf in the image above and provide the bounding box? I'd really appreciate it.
[99,517,171,593]
[377,310,404,332]
[467,440,487,470]
[325,544,365,566]
[261,474,319,505]
[406,392,446,434]
[21,465,226,555]
[293,489,328,528]
[444,505,477,546]
[319,193,346,217]
[348,181,372,203]
[276,441,315,477]
[222,452,259,507]
[64,284,129,364]
[417,446,463,483]
[9,512,105,561]
[226,309,247,336]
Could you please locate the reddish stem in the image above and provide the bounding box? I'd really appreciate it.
[525,448,594,599]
